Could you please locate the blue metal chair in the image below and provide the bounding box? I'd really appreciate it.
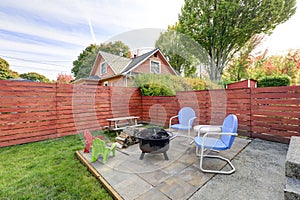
[194,114,238,174]
[169,107,197,142]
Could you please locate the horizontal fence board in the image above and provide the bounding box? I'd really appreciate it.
[253,111,300,118]
[252,85,300,93]
[252,121,300,132]
[252,125,299,136]
[0,134,61,148]
[252,116,300,125]
[0,120,57,135]
[0,129,57,142]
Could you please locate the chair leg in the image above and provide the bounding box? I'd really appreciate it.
[163,152,169,160]
[91,148,100,163]
[84,142,92,153]
[102,151,109,164]
[199,147,235,174]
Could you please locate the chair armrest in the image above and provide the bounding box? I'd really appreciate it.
[188,117,197,127]
[197,125,222,137]
[203,132,238,139]
[169,115,178,128]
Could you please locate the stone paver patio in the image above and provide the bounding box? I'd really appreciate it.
[77,131,251,200]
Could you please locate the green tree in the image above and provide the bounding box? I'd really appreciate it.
[223,34,265,83]
[72,41,130,79]
[177,0,296,82]
[72,44,99,79]
[0,57,19,80]
[249,55,298,81]
[155,25,198,77]
[99,41,130,58]
[20,72,51,83]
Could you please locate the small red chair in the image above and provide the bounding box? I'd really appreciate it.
[84,130,103,153]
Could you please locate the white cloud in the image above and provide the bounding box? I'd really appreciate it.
[0,0,299,80]
[0,0,184,80]
[264,0,300,55]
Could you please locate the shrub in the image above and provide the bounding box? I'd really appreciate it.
[132,74,210,96]
[184,77,207,90]
[257,75,290,87]
[140,83,174,96]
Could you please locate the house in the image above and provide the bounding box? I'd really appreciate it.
[226,79,257,89]
[74,48,178,86]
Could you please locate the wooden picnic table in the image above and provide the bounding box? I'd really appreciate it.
[106,116,142,131]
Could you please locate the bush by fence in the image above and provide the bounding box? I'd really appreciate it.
[258,75,290,87]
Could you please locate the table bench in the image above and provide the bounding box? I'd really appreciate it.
[106,116,142,131]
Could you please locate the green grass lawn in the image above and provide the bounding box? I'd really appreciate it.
[0,134,113,199]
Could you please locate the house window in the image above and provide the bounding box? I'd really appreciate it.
[150,60,160,74]
[101,62,107,75]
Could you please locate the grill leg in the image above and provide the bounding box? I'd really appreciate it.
[140,152,145,160]
[163,152,169,160]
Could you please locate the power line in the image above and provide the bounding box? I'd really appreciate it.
[10,65,70,73]
[0,54,72,68]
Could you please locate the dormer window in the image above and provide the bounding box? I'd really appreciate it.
[101,62,107,75]
[150,60,160,74]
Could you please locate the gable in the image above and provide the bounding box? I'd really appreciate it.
[90,55,116,78]
[89,51,131,78]
[123,49,177,75]
[89,49,177,80]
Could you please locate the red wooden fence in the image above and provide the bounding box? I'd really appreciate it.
[251,86,300,143]
[0,81,141,147]
[0,80,299,147]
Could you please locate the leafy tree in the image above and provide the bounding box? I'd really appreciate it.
[20,72,51,83]
[72,41,130,79]
[177,0,297,82]
[249,54,298,83]
[99,41,130,58]
[56,73,73,84]
[223,34,265,83]
[155,25,198,77]
[0,57,19,80]
[72,44,99,79]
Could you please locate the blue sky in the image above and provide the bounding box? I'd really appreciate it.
[0,0,299,80]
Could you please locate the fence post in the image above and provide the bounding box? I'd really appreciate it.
[55,82,59,136]
[249,87,253,138]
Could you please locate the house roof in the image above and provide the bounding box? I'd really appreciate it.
[97,51,131,74]
[121,48,159,74]
[89,48,177,79]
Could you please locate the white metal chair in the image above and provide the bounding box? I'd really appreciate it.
[194,114,238,174]
[169,107,197,142]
